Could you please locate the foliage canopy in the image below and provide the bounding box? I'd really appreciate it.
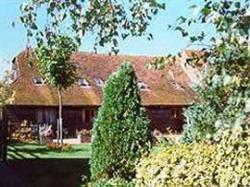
[172,0,250,142]
[35,34,78,90]
[20,0,165,54]
[0,75,14,108]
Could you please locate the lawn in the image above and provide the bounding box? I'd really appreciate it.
[5,142,91,187]
[8,142,91,160]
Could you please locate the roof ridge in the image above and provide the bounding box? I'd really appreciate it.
[73,51,159,58]
[15,48,164,59]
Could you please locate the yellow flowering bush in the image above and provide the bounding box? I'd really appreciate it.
[0,74,14,107]
[135,127,250,186]
[214,127,250,186]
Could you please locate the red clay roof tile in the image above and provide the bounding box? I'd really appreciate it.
[10,50,196,106]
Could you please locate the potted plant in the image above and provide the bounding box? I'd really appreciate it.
[76,129,92,143]
[39,124,53,144]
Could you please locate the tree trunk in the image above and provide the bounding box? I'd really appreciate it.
[58,89,63,146]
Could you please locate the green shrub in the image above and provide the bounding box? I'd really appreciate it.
[150,130,178,155]
[178,0,250,144]
[181,104,217,143]
[135,142,216,186]
[135,127,250,186]
[91,63,151,182]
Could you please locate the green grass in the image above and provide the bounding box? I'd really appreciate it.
[6,142,91,186]
[8,142,91,160]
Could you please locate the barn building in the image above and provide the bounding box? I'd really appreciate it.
[5,49,197,138]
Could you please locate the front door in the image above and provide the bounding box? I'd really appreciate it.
[63,109,82,138]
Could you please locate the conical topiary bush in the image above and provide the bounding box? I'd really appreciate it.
[91,62,151,182]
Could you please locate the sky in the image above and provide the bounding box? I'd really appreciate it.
[0,0,205,77]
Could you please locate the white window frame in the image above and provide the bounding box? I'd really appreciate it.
[138,81,150,91]
[79,78,91,88]
[94,78,104,87]
[33,77,46,86]
[171,81,184,91]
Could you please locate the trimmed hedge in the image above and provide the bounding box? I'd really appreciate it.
[135,127,250,186]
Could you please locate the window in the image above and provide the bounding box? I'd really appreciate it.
[36,109,57,124]
[94,78,104,87]
[138,81,150,90]
[33,77,46,85]
[171,81,184,91]
[79,78,90,87]
[11,70,18,82]
[10,57,20,82]
[85,110,95,124]
[82,109,96,129]
[171,108,182,119]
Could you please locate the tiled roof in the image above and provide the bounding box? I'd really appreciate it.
[10,49,196,106]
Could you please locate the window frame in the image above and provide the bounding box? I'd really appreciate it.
[78,77,91,88]
[94,77,104,87]
[33,77,46,86]
[138,81,150,91]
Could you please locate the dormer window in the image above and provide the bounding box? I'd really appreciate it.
[10,58,20,82]
[79,78,90,87]
[171,81,184,91]
[33,77,46,86]
[138,81,150,91]
[94,78,104,87]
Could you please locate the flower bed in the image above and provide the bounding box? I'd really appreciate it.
[11,120,38,143]
[76,129,92,143]
[46,142,72,151]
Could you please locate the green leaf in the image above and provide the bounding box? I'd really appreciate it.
[201,7,212,16]
[235,2,241,8]
[30,23,38,30]
[189,4,197,9]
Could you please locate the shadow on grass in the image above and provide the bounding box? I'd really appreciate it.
[9,146,84,154]
[7,143,91,160]
[8,145,41,160]
[6,158,90,187]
